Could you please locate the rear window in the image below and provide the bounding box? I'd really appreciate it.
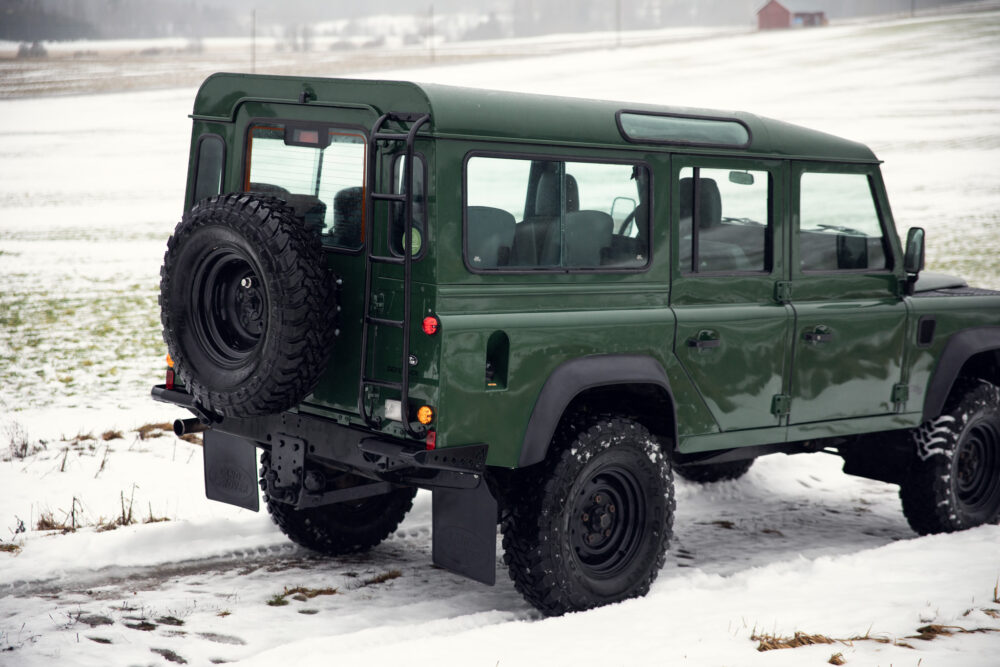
[245,123,366,249]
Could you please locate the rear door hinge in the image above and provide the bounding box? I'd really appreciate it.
[774,281,792,304]
[771,393,791,417]
[892,383,909,409]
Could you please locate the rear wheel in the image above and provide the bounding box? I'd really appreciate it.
[260,453,416,555]
[675,458,754,483]
[900,379,1000,534]
[502,417,673,616]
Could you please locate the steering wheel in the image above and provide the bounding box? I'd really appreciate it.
[617,208,638,236]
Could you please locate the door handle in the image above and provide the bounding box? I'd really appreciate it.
[687,330,721,349]
[803,326,833,344]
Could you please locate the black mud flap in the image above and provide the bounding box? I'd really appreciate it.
[203,430,260,511]
[432,480,497,585]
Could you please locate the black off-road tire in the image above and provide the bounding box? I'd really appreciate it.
[160,193,336,417]
[900,379,1000,534]
[260,453,417,555]
[674,458,754,483]
[501,417,674,616]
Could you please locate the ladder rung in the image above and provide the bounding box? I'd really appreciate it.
[363,378,402,391]
[371,192,406,202]
[370,254,405,265]
[367,316,404,328]
[374,132,410,142]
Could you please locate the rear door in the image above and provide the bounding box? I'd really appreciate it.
[670,156,793,432]
[787,163,906,423]
[236,105,373,414]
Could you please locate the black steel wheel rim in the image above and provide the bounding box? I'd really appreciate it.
[955,418,1000,514]
[569,466,646,579]
[191,246,267,368]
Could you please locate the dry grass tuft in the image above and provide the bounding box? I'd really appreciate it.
[752,631,836,652]
[909,624,1000,641]
[994,577,999,604]
[0,542,21,554]
[4,421,44,460]
[69,432,96,446]
[363,570,402,586]
[828,652,846,665]
[267,585,339,607]
[179,433,203,445]
[101,429,124,441]
[136,422,172,440]
[35,502,83,533]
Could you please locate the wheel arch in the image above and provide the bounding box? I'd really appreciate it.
[517,355,676,468]
[923,326,1000,421]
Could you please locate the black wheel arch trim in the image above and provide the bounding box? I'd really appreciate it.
[518,354,676,468]
[923,326,1000,421]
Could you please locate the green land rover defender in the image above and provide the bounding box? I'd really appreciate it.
[154,74,1000,615]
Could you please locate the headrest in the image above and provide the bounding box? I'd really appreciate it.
[679,177,721,229]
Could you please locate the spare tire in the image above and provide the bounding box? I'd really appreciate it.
[160,193,336,417]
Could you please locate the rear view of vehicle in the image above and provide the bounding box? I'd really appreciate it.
[154,75,492,579]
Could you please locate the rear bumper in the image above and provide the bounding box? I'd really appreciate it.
[150,384,488,483]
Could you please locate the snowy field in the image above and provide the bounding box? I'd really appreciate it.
[2,10,1000,666]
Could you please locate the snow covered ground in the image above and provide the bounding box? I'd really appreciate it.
[2,10,999,666]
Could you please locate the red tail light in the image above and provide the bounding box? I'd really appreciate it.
[165,368,175,390]
[422,315,439,335]
[425,430,436,450]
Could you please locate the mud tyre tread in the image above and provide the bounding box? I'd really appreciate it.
[900,378,1000,535]
[159,193,336,417]
[501,417,674,616]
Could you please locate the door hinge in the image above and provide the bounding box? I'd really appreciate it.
[774,281,792,303]
[892,383,909,406]
[771,394,791,417]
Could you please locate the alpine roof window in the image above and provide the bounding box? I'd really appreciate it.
[618,111,750,148]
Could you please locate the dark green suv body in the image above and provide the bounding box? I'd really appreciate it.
[154,74,1000,615]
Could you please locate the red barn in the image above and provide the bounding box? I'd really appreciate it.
[757,1,827,30]
[757,0,791,30]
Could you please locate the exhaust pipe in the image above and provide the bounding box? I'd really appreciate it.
[174,418,208,437]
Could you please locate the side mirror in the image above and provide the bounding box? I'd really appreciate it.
[904,227,925,274]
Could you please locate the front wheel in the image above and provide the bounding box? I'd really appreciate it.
[900,379,1000,534]
[502,417,674,616]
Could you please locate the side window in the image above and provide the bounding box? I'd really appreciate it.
[245,124,366,249]
[193,134,225,202]
[465,156,649,271]
[799,172,888,271]
[389,154,426,257]
[678,166,771,274]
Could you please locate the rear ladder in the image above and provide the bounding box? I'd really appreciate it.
[357,111,430,440]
